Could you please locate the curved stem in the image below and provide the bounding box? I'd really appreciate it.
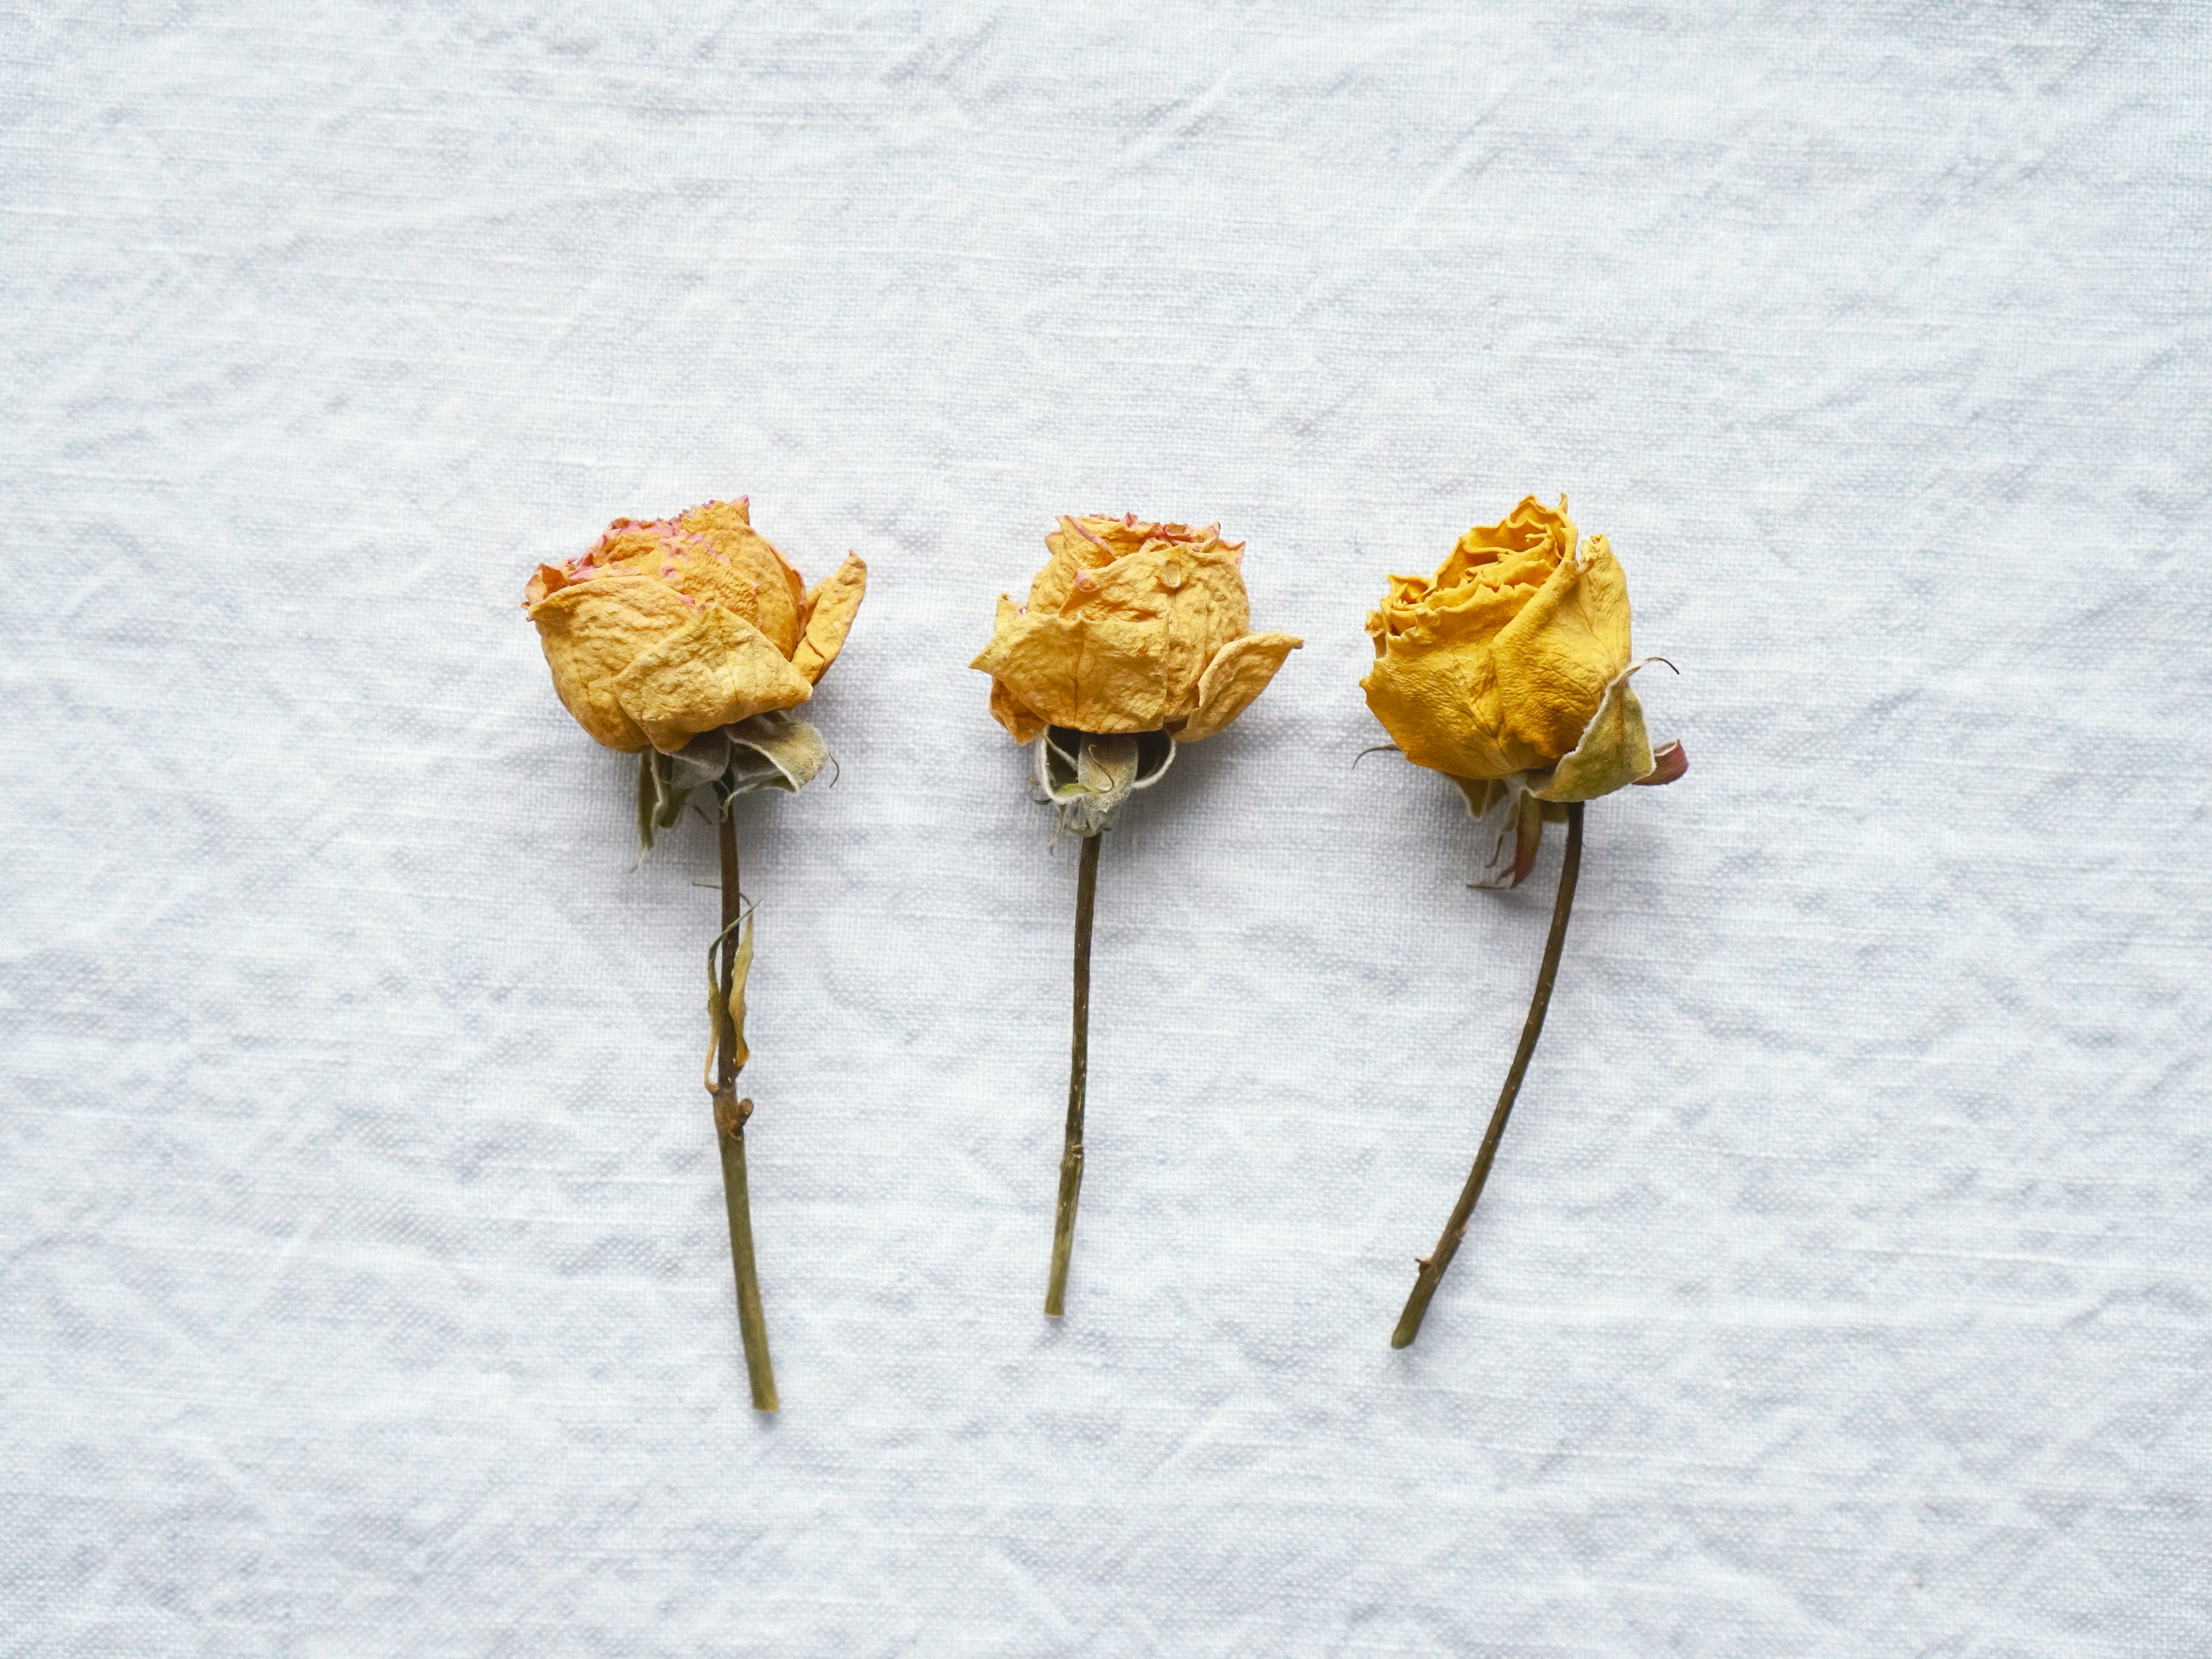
[714,802,779,1410]
[1045,831,1102,1317]
[1392,801,1584,1349]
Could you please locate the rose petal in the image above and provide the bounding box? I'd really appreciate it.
[988,676,1048,744]
[1361,636,1532,779]
[1533,661,1658,802]
[971,608,1173,733]
[528,574,696,751]
[1175,630,1302,742]
[612,604,814,753]
[1490,531,1634,760]
[791,552,868,684]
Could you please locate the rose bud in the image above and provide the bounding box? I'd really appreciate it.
[1361,495,1685,885]
[524,498,866,755]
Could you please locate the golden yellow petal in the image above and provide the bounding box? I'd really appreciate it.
[791,553,868,684]
[1175,631,1301,742]
[1378,575,1537,653]
[612,604,815,753]
[1455,495,1577,563]
[988,677,1048,743]
[1359,635,1532,779]
[1490,532,1634,762]
[528,574,696,751]
[969,594,1024,677]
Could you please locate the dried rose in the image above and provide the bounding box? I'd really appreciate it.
[1361,496,1684,884]
[1371,496,1689,1350]
[525,499,866,754]
[972,515,1301,746]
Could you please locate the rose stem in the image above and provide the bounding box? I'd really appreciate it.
[1044,830,1103,1317]
[1392,800,1585,1350]
[714,800,779,1411]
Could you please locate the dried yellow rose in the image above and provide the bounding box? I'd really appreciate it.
[972,515,1301,745]
[1362,496,1685,885]
[524,499,866,753]
[1362,496,1683,798]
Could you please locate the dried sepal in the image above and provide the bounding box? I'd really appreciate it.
[703,906,756,1087]
[1034,726,1175,838]
[636,711,834,855]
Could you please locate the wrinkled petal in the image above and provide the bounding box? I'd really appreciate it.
[978,517,1276,738]
[1175,631,1302,742]
[1362,502,1658,785]
[528,574,696,751]
[1361,638,1536,779]
[791,553,868,684]
[971,609,1172,733]
[528,499,869,755]
[1490,532,1634,761]
[988,676,1048,743]
[1532,661,1657,802]
[613,604,814,752]
[668,501,805,657]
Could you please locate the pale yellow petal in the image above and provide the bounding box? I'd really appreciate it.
[528,574,695,751]
[1026,520,1097,612]
[672,501,804,656]
[1533,665,1657,802]
[968,594,1024,678]
[613,604,814,753]
[971,609,1171,733]
[791,553,868,684]
[1175,631,1301,742]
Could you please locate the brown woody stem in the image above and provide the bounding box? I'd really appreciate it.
[714,801,779,1410]
[1392,800,1584,1349]
[1044,831,1102,1317]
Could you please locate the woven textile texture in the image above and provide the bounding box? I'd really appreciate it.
[5,5,2209,1654]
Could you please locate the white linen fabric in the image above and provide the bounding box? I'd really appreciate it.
[5,5,2209,1653]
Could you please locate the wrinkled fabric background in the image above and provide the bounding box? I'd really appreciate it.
[5,5,2208,1654]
